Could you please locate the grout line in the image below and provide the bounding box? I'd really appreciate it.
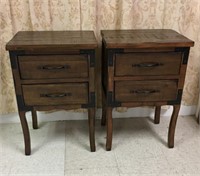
[63,121,67,176]
[113,150,121,176]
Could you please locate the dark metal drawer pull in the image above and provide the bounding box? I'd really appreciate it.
[132,62,162,68]
[130,89,159,94]
[41,65,70,70]
[40,93,72,98]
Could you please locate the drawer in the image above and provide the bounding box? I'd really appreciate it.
[18,55,88,79]
[22,83,88,106]
[115,52,182,76]
[115,80,177,102]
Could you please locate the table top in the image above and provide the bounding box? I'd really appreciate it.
[6,31,98,50]
[101,29,194,48]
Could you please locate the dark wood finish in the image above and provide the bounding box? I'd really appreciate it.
[154,106,161,124]
[106,107,113,151]
[6,31,97,155]
[115,80,177,102]
[115,52,182,76]
[101,86,106,126]
[101,29,194,48]
[19,111,31,155]
[6,31,97,50]
[168,105,180,148]
[101,29,194,150]
[19,55,88,79]
[88,108,96,152]
[22,83,88,106]
[31,110,38,129]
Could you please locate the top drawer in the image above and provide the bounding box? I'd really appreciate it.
[18,55,88,79]
[115,52,182,76]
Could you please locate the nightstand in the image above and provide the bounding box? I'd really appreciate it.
[6,31,97,155]
[101,29,194,150]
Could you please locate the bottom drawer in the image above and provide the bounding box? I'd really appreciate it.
[22,83,88,106]
[115,80,177,102]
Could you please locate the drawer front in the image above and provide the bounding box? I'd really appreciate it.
[115,52,182,76]
[115,80,177,102]
[19,55,88,79]
[22,83,88,106]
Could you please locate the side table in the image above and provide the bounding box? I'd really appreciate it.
[101,29,194,150]
[6,31,97,155]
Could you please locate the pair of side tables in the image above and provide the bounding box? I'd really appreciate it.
[6,30,194,155]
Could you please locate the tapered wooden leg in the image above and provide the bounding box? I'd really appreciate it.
[101,90,106,126]
[19,111,31,155]
[31,110,38,129]
[168,105,180,148]
[154,106,161,124]
[106,107,113,151]
[101,107,106,126]
[88,108,96,152]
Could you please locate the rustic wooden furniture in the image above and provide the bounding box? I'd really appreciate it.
[101,29,194,150]
[6,31,97,155]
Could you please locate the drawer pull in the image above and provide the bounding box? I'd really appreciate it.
[40,93,72,98]
[130,89,159,94]
[132,62,162,68]
[41,65,70,70]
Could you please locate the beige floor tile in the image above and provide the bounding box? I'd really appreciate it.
[65,167,120,176]
[0,116,200,176]
[0,122,65,176]
[113,116,200,176]
[64,120,118,170]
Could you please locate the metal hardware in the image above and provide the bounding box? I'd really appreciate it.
[41,65,70,70]
[175,47,190,64]
[167,90,183,105]
[80,49,95,67]
[107,91,121,107]
[132,62,163,68]
[81,92,95,108]
[107,49,124,66]
[40,93,72,98]
[130,89,159,94]
[16,95,32,111]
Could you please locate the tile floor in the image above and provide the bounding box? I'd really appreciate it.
[0,115,200,176]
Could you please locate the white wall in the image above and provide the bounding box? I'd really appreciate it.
[0,105,197,124]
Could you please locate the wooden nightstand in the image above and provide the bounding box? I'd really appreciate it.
[101,29,194,150]
[6,31,97,155]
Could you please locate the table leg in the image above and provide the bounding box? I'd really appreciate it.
[154,106,161,124]
[106,107,113,151]
[19,111,31,155]
[168,105,180,148]
[31,110,38,129]
[101,90,106,126]
[88,108,96,152]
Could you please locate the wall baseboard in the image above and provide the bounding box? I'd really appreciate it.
[0,105,197,124]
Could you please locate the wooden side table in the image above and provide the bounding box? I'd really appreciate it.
[6,31,97,155]
[101,29,194,150]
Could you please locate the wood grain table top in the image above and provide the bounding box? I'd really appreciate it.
[101,29,194,48]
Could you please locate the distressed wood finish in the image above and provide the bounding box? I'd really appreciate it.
[22,83,88,106]
[18,55,89,79]
[115,52,182,76]
[6,31,97,50]
[101,29,194,48]
[115,80,178,102]
[101,29,194,150]
[6,31,97,155]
